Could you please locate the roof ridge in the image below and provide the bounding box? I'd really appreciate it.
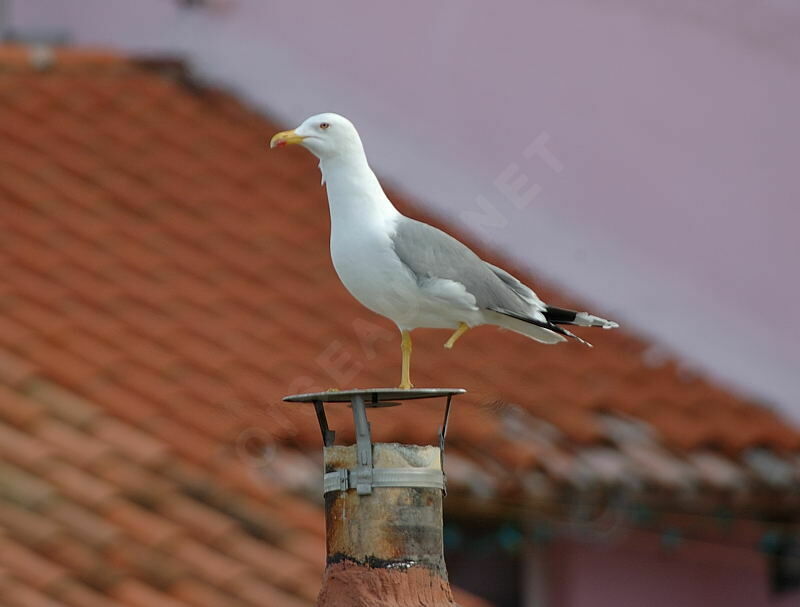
[0,44,126,71]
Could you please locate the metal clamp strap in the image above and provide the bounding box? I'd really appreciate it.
[323,468,445,494]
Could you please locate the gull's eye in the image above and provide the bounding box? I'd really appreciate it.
[319,122,331,130]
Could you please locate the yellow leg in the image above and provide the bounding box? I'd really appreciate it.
[444,322,469,349]
[399,330,413,389]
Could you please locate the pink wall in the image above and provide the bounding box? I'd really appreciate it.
[10,0,800,420]
[553,535,799,607]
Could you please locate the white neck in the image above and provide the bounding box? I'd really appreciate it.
[319,152,400,231]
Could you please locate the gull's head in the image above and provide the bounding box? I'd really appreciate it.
[269,113,362,160]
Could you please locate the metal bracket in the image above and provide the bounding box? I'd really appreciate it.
[324,468,445,494]
[351,394,373,495]
[313,399,335,447]
[438,394,454,495]
[283,389,465,497]
[330,468,349,492]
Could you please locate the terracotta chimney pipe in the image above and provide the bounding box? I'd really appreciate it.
[317,443,456,606]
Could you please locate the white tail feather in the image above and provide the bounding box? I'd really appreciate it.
[574,312,619,329]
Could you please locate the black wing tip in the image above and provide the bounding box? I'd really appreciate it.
[544,305,578,324]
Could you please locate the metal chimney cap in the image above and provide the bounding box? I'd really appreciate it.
[283,387,465,406]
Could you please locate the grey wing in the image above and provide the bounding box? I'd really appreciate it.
[391,217,533,315]
[484,263,547,313]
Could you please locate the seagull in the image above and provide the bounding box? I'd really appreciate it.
[271,113,618,389]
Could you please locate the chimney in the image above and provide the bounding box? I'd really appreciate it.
[284,389,463,607]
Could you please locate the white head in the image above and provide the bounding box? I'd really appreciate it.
[270,112,364,161]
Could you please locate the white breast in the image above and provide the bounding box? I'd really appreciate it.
[330,216,417,324]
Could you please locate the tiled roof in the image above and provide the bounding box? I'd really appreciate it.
[0,43,798,604]
[0,361,324,607]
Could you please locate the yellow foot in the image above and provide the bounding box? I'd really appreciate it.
[325,388,340,392]
[444,322,470,350]
[398,381,414,390]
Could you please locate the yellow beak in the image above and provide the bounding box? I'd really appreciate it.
[270,129,305,149]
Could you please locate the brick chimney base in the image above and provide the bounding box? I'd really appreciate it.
[318,560,456,607]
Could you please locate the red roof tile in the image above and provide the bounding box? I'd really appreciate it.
[0,386,46,429]
[45,501,121,549]
[169,579,250,607]
[0,502,62,548]
[171,538,250,587]
[58,581,124,607]
[0,539,68,591]
[3,582,71,607]
[102,499,181,548]
[35,420,112,467]
[0,349,38,387]
[111,579,192,607]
